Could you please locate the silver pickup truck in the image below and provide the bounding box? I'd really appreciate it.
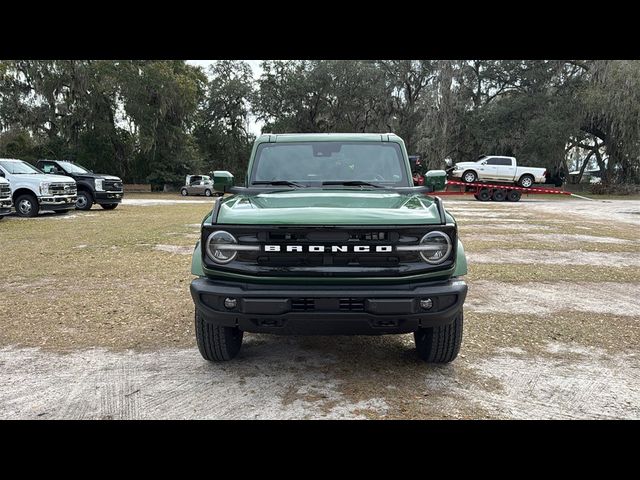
[0,177,12,218]
[0,158,77,217]
[449,155,547,188]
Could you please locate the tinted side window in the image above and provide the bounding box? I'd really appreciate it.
[40,162,55,173]
[485,158,500,165]
[497,158,513,166]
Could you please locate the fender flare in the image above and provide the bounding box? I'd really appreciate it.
[453,239,467,276]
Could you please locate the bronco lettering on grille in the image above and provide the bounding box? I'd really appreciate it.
[264,245,393,253]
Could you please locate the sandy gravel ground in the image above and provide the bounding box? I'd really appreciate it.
[1,340,636,419]
[1,197,639,419]
[467,249,640,267]
[466,281,640,316]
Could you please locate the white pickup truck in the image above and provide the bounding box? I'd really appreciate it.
[0,158,77,217]
[449,155,547,188]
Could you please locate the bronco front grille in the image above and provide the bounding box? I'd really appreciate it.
[203,225,456,278]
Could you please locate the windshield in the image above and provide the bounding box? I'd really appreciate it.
[251,142,410,187]
[57,161,90,174]
[0,160,42,174]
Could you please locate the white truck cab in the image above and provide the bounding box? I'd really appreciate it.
[0,158,77,217]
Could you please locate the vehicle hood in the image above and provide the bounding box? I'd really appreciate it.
[453,162,478,169]
[75,173,121,181]
[23,173,76,183]
[215,189,443,225]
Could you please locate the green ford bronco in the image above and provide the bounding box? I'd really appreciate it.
[190,133,468,362]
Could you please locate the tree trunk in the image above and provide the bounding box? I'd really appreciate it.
[594,148,607,184]
[576,150,594,184]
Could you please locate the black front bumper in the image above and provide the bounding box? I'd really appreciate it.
[190,277,467,335]
[95,191,124,204]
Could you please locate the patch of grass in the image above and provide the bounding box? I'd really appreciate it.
[534,221,640,241]
[0,203,212,350]
[458,219,640,242]
[463,239,640,253]
[468,263,640,283]
[463,310,640,356]
[2,199,638,351]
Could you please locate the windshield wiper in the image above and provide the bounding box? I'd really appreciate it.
[321,180,384,188]
[252,180,305,188]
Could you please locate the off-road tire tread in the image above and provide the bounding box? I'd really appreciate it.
[195,308,242,361]
[414,310,463,363]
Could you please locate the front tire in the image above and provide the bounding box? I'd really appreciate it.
[518,174,534,188]
[76,191,93,210]
[195,307,243,361]
[181,188,188,196]
[204,189,212,197]
[15,193,39,217]
[99,204,118,210]
[414,310,464,363]
[462,170,477,183]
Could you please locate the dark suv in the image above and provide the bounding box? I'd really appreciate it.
[36,160,124,210]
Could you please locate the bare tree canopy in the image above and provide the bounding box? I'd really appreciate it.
[1,60,638,189]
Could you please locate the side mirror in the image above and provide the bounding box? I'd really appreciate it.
[424,170,447,191]
[213,170,234,193]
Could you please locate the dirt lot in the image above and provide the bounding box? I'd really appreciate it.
[0,194,639,419]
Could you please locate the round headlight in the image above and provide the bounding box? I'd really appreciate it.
[419,231,452,264]
[206,230,238,264]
